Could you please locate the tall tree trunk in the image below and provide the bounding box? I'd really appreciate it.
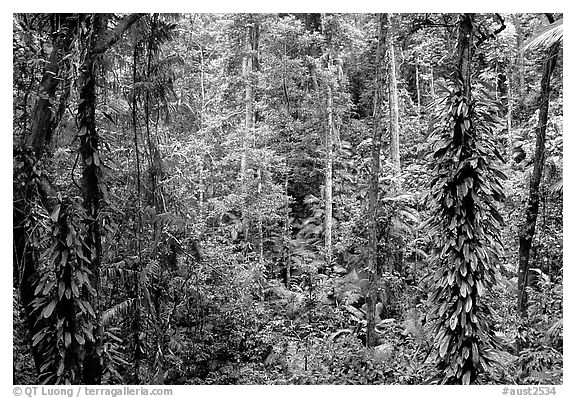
[241,23,253,185]
[241,18,258,246]
[77,13,105,384]
[145,13,162,211]
[366,13,386,348]
[325,82,334,266]
[385,13,401,173]
[517,15,560,318]
[131,39,144,384]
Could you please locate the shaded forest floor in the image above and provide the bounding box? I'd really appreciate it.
[14,242,562,384]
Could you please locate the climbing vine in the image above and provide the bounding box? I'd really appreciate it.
[426,87,506,384]
[31,199,97,383]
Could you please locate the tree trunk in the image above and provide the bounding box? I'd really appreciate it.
[325,83,334,266]
[145,13,162,211]
[366,13,386,348]
[241,18,258,245]
[131,39,144,384]
[24,14,77,156]
[513,14,526,107]
[77,13,105,384]
[517,16,560,318]
[494,63,499,101]
[241,23,253,185]
[430,65,435,99]
[26,39,61,157]
[415,57,421,134]
[457,14,474,101]
[283,173,291,288]
[257,166,264,266]
[507,67,514,161]
[385,13,401,174]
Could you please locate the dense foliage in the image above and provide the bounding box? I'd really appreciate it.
[13,13,562,385]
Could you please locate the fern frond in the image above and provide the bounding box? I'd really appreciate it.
[140,260,160,287]
[101,264,136,282]
[102,298,135,328]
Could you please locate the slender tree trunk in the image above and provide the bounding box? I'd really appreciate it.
[430,65,436,99]
[283,173,291,288]
[241,24,253,187]
[196,32,206,227]
[366,13,386,348]
[241,18,258,247]
[513,15,526,107]
[507,68,514,161]
[495,63,499,101]
[325,82,334,266]
[415,57,421,134]
[257,167,264,266]
[517,15,560,318]
[145,14,162,211]
[385,13,401,173]
[131,40,144,384]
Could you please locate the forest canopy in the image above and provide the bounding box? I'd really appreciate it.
[12,12,563,385]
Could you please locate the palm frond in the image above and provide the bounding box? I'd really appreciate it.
[403,308,431,347]
[545,318,563,342]
[549,178,563,195]
[523,19,563,52]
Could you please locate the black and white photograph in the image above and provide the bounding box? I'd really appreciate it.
[11,9,565,388]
